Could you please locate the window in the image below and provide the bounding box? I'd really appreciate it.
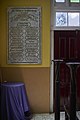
[70,0,80,3]
[56,12,67,26]
[55,0,80,3]
[68,13,79,26]
[56,12,80,27]
[55,0,65,2]
[53,0,80,29]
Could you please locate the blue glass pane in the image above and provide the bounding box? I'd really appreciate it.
[56,12,67,26]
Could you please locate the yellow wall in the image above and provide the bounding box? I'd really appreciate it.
[0,0,50,113]
[0,0,50,67]
[2,67,50,113]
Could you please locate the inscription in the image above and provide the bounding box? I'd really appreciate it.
[8,7,41,64]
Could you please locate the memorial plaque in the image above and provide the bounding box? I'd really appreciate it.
[8,7,41,64]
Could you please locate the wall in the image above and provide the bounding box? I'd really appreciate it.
[0,0,50,113]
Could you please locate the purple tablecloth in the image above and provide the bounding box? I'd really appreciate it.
[1,82,31,120]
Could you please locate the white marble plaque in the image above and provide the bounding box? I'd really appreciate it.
[8,7,41,64]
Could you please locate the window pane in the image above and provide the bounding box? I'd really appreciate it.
[55,0,65,2]
[68,13,79,26]
[56,12,67,26]
[70,0,79,2]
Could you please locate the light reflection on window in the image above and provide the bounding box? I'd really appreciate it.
[70,0,80,3]
[55,0,65,2]
[68,13,79,26]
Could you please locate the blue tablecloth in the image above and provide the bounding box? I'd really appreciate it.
[1,82,31,120]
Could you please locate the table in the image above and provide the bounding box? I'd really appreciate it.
[65,61,80,120]
[1,82,31,120]
[52,59,63,120]
[53,59,80,120]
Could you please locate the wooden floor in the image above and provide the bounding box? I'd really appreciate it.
[31,112,80,120]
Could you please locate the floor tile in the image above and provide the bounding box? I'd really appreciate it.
[31,111,80,120]
[31,112,65,120]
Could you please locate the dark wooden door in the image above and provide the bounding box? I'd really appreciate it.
[54,30,80,110]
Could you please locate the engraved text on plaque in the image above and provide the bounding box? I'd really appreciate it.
[8,7,41,64]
